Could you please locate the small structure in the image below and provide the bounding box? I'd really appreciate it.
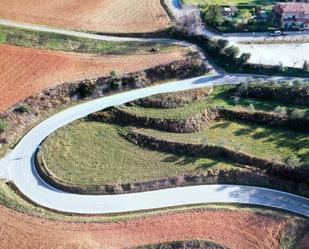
[274,2,309,29]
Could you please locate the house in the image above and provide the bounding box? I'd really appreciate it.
[222,6,238,17]
[274,2,309,29]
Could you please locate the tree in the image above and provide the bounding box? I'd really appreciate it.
[303,60,309,72]
[110,70,122,89]
[77,80,96,98]
[177,5,203,35]
[217,39,229,50]
[238,53,251,66]
[224,46,240,59]
[202,5,223,27]
[238,9,252,24]
[290,109,304,119]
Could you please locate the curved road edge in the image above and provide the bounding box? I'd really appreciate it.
[0,75,308,216]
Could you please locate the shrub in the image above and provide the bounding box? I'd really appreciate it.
[274,106,287,116]
[110,70,122,89]
[77,80,96,98]
[292,79,303,88]
[286,156,302,167]
[248,103,255,113]
[14,103,32,114]
[224,46,240,60]
[217,39,229,50]
[238,53,251,66]
[290,109,305,119]
[0,118,8,132]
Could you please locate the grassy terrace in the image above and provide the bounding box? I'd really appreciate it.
[134,120,309,165]
[123,85,309,119]
[0,25,179,55]
[41,121,235,186]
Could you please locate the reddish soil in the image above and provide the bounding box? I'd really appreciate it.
[0,205,289,249]
[0,0,170,33]
[0,44,186,111]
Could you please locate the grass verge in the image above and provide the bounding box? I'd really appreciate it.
[0,25,179,55]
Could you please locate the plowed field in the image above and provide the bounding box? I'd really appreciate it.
[0,205,292,249]
[0,44,186,111]
[0,0,170,33]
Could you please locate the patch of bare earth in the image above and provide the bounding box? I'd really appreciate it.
[0,206,289,249]
[0,0,170,33]
[0,44,186,111]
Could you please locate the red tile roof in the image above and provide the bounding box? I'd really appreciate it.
[275,2,309,14]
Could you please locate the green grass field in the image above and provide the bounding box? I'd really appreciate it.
[123,85,309,120]
[0,25,178,55]
[41,121,235,186]
[134,119,309,165]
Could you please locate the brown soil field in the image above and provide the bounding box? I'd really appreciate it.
[0,205,297,249]
[0,44,186,111]
[0,0,170,33]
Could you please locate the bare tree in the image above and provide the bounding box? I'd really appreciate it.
[176,5,203,35]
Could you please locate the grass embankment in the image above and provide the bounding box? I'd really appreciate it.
[0,25,179,55]
[124,85,309,165]
[134,120,309,165]
[41,121,235,186]
[124,85,309,119]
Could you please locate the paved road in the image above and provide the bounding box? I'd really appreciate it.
[0,74,308,216]
[0,16,309,216]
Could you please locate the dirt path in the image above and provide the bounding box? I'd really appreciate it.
[0,44,186,111]
[0,205,289,249]
[0,0,170,33]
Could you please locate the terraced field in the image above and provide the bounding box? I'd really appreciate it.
[0,0,170,33]
[40,84,309,194]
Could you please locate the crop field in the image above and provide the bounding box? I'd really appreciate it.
[0,44,187,111]
[0,190,305,249]
[0,0,170,33]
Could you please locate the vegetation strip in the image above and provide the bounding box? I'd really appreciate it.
[0,25,177,55]
[132,240,228,249]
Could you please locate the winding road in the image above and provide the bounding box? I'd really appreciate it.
[0,5,309,216]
